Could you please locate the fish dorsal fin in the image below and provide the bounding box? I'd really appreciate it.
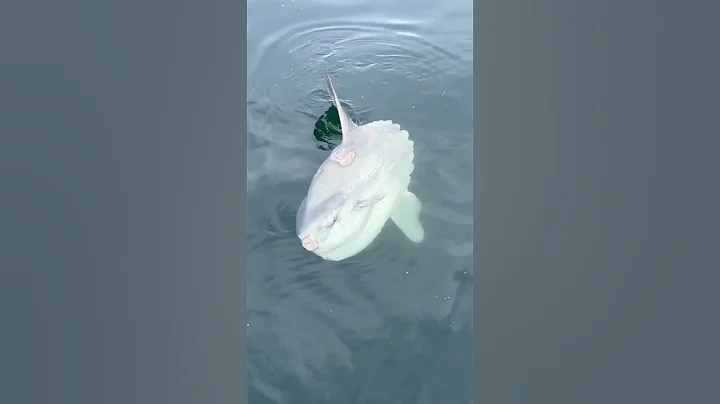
[324,72,359,138]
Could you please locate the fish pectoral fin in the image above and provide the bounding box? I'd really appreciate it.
[355,193,386,209]
[390,190,425,243]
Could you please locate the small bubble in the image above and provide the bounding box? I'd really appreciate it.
[405,271,409,274]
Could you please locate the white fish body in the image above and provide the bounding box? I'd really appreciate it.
[295,73,424,261]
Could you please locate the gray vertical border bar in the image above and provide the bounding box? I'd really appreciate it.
[476,1,720,403]
[0,0,247,403]
[240,2,250,404]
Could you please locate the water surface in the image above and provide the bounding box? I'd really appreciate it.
[247,0,473,402]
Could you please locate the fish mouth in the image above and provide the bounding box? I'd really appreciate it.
[301,236,319,251]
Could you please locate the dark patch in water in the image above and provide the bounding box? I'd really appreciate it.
[313,103,365,151]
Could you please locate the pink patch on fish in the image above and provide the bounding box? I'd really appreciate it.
[301,236,319,251]
[330,148,355,166]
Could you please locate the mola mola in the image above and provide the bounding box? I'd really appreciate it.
[295,72,425,261]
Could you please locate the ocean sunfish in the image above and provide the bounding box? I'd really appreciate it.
[295,73,425,261]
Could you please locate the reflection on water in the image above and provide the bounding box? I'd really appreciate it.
[247,0,473,402]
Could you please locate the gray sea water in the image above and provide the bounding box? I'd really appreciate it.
[247,0,473,402]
